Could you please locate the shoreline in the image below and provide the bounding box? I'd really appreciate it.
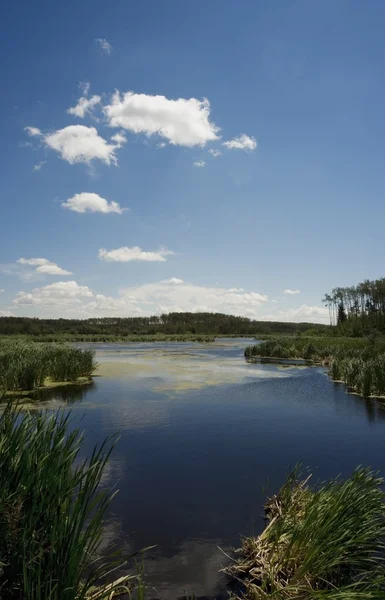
[3,376,93,398]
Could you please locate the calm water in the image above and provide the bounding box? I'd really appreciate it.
[36,339,385,598]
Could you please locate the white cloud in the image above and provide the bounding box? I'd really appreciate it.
[222,134,257,151]
[10,278,327,324]
[104,91,219,147]
[277,304,329,323]
[0,289,4,293]
[0,309,13,317]
[17,257,72,276]
[31,125,118,165]
[284,289,301,295]
[110,132,127,147]
[12,278,267,318]
[14,281,93,307]
[96,38,113,55]
[209,148,222,157]
[98,246,174,263]
[67,95,101,118]
[113,279,268,318]
[193,160,205,167]
[33,161,46,172]
[62,192,127,214]
[25,126,42,137]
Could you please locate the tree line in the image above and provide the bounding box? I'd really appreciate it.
[0,313,328,337]
[323,277,385,334]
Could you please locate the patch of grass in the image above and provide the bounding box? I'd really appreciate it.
[224,468,385,599]
[0,341,97,393]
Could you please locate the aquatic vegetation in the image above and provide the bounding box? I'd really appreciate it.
[224,468,385,599]
[245,337,385,397]
[0,341,97,392]
[0,404,140,599]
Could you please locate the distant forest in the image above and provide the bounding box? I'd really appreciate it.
[324,277,385,335]
[0,313,328,337]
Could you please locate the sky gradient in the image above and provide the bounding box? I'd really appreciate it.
[1,0,385,323]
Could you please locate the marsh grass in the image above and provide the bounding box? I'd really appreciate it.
[0,342,97,392]
[224,468,385,599]
[245,337,385,398]
[0,404,141,599]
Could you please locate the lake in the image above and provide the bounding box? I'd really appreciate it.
[37,338,385,598]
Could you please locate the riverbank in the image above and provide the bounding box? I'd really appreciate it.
[245,336,385,399]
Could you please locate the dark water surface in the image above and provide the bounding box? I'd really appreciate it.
[40,339,385,598]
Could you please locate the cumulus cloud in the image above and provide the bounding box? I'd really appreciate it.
[193,160,205,167]
[17,257,72,276]
[284,289,301,295]
[27,125,118,165]
[0,309,13,317]
[0,289,4,293]
[62,192,127,214]
[96,38,113,55]
[14,281,93,306]
[33,161,46,172]
[67,95,101,118]
[98,246,174,263]
[104,91,219,147]
[12,278,268,319]
[209,148,222,157]
[222,134,257,151]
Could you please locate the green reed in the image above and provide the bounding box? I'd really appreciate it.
[224,467,385,599]
[0,341,97,392]
[0,404,138,599]
[245,337,385,397]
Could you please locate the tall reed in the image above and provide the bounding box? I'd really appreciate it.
[224,468,385,598]
[0,404,134,599]
[0,342,97,392]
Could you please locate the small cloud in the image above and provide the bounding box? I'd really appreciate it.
[283,289,301,295]
[25,126,42,137]
[62,192,127,214]
[67,95,101,118]
[17,257,72,276]
[193,160,205,168]
[98,246,174,263]
[25,124,118,165]
[33,160,46,172]
[222,134,257,151]
[110,132,127,148]
[0,289,4,293]
[96,38,113,55]
[209,149,222,157]
[157,142,167,149]
[272,299,278,303]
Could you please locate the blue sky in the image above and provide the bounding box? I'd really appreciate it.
[1,0,385,323]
